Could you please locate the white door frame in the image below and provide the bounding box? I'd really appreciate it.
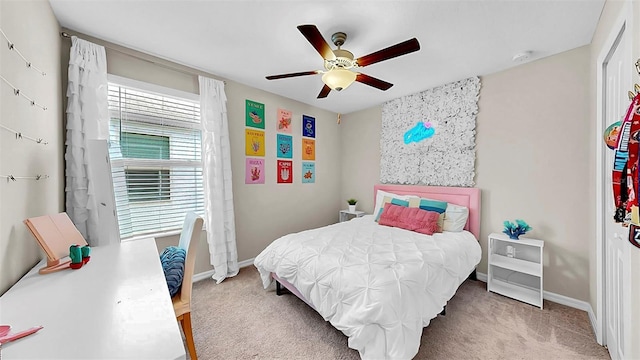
[595,1,632,346]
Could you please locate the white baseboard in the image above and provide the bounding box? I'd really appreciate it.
[192,270,215,283]
[238,257,256,268]
[475,271,597,336]
[192,257,255,283]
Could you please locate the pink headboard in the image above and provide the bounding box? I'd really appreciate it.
[373,184,481,240]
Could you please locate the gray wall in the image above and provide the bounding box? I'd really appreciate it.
[0,0,64,295]
[339,106,381,211]
[341,46,591,302]
[477,46,590,301]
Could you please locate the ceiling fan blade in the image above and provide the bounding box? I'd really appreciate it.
[355,73,394,91]
[355,38,420,67]
[266,70,319,80]
[297,25,336,60]
[317,84,331,98]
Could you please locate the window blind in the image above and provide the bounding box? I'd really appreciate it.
[108,82,203,239]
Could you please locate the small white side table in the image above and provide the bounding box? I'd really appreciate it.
[339,210,365,222]
[487,232,544,308]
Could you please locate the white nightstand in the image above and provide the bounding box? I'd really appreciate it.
[487,232,544,309]
[339,210,365,222]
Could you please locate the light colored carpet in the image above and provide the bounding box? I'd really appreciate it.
[187,267,609,360]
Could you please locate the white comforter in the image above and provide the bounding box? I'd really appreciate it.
[254,215,481,360]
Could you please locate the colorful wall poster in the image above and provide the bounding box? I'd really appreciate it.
[277,108,292,133]
[302,162,315,183]
[245,129,265,156]
[277,160,293,184]
[302,138,315,160]
[245,158,265,184]
[277,134,293,159]
[302,115,315,138]
[246,99,265,129]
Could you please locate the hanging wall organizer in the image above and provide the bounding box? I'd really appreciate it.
[0,123,48,145]
[0,75,47,110]
[1,27,49,183]
[2,175,49,182]
[1,28,47,76]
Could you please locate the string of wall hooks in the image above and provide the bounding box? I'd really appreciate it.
[0,123,48,145]
[0,29,50,185]
[0,75,47,110]
[1,174,49,182]
[0,28,46,76]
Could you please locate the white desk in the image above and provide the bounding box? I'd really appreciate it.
[0,238,185,359]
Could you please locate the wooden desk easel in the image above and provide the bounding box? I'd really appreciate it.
[24,213,88,274]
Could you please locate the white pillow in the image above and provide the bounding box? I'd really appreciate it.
[443,204,469,232]
[373,190,417,219]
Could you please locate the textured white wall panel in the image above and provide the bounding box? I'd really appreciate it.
[380,77,480,186]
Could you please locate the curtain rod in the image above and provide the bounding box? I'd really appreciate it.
[60,31,227,84]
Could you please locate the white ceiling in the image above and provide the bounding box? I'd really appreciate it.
[49,0,605,114]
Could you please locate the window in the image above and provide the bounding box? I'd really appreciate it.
[121,132,170,160]
[121,133,170,202]
[108,78,203,239]
[125,168,170,202]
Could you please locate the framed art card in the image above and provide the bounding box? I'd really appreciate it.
[302,138,315,160]
[277,108,292,133]
[245,129,265,156]
[302,162,315,183]
[246,99,265,129]
[302,115,315,138]
[277,134,292,159]
[245,158,265,184]
[277,160,293,184]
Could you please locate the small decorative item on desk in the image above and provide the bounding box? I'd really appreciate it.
[81,245,91,264]
[69,244,83,269]
[0,325,44,345]
[502,219,532,239]
[347,198,358,213]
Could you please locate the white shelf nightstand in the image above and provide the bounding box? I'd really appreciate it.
[487,232,544,309]
[339,210,365,222]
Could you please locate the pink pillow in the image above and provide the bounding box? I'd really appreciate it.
[378,203,440,235]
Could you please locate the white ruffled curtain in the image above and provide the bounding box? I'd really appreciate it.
[199,76,238,284]
[65,36,110,246]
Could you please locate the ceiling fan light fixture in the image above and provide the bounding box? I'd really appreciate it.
[266,25,421,96]
[322,68,356,91]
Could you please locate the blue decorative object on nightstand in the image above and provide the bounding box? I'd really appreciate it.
[502,219,532,239]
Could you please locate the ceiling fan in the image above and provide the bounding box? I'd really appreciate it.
[266,25,421,99]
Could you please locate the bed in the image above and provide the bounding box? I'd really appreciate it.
[254,185,482,359]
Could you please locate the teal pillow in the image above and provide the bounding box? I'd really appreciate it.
[418,198,448,232]
[418,198,447,214]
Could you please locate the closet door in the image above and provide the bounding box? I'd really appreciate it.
[602,18,630,360]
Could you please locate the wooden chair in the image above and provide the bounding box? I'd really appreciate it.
[173,212,204,360]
